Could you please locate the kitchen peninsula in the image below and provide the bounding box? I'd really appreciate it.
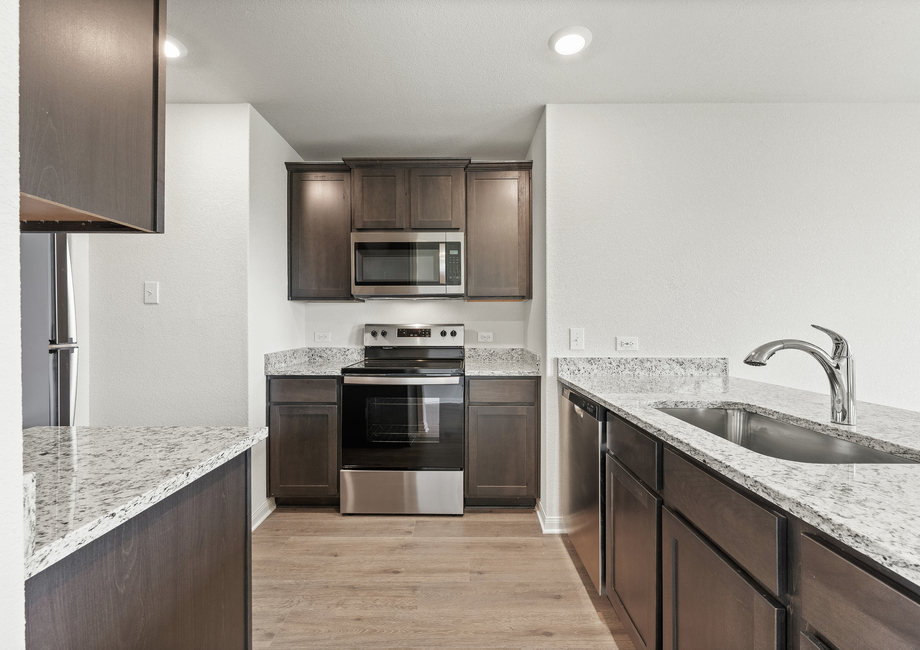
[23,425,266,650]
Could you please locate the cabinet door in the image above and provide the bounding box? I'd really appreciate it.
[20,0,165,232]
[466,169,531,298]
[409,167,465,229]
[661,507,784,650]
[289,172,352,299]
[352,166,408,229]
[269,404,338,497]
[466,405,536,498]
[607,456,660,650]
[798,533,920,650]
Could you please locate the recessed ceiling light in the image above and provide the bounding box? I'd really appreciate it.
[164,35,187,59]
[549,26,592,56]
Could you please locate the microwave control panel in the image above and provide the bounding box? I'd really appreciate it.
[446,243,462,285]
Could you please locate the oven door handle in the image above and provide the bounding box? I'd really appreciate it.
[343,376,461,386]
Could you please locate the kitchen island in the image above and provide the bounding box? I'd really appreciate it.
[558,357,920,650]
[23,425,267,650]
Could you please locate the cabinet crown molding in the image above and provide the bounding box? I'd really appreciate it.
[343,157,471,168]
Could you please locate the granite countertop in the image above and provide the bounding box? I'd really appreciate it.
[264,346,541,377]
[23,425,267,580]
[464,348,540,376]
[556,357,920,587]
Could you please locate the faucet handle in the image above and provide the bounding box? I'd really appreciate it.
[811,324,850,360]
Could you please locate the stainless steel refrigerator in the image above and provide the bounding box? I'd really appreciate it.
[21,233,79,428]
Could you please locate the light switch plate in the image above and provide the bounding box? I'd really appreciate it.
[478,332,493,342]
[314,332,332,343]
[144,281,159,304]
[570,328,585,350]
[617,336,639,351]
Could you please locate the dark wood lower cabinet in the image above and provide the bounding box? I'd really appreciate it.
[661,506,784,650]
[467,404,535,499]
[796,532,920,650]
[25,451,251,650]
[465,377,539,507]
[269,403,338,498]
[606,454,660,650]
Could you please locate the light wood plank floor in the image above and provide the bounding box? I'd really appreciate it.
[252,508,636,649]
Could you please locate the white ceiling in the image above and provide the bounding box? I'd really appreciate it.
[165,0,920,161]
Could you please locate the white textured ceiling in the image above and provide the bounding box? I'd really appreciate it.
[165,0,920,160]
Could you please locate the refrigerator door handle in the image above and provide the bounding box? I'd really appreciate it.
[49,343,78,351]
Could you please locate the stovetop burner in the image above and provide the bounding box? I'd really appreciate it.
[342,324,466,376]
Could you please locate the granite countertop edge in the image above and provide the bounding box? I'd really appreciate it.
[25,427,267,580]
[557,373,920,588]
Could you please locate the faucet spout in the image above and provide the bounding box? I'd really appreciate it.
[743,325,856,425]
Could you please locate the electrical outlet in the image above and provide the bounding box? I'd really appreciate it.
[617,336,639,351]
[143,281,159,304]
[314,332,332,343]
[478,331,493,342]
[569,328,585,350]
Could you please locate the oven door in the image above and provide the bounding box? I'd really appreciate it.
[342,376,464,470]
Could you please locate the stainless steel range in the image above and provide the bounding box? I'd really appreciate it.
[340,324,465,515]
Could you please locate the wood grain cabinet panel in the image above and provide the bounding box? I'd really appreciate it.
[798,533,920,650]
[466,405,536,499]
[465,165,532,299]
[661,507,784,650]
[269,404,338,498]
[410,167,465,229]
[606,455,661,650]
[662,449,785,597]
[270,378,337,404]
[351,166,408,229]
[26,452,250,649]
[468,378,537,404]
[287,167,353,299]
[20,0,165,232]
[608,413,662,491]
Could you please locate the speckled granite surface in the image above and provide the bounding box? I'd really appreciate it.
[558,359,920,586]
[265,346,363,376]
[465,348,540,376]
[23,425,267,579]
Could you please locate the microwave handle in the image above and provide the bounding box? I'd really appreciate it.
[439,243,446,285]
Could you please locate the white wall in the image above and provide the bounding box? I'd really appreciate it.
[0,0,25,642]
[89,104,251,426]
[540,103,920,519]
[302,301,528,348]
[247,106,305,520]
[524,110,553,525]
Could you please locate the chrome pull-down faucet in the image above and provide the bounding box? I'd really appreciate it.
[744,325,856,425]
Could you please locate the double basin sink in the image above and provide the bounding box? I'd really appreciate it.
[657,407,915,464]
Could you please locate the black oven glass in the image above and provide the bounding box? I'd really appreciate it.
[354,242,442,286]
[342,383,463,470]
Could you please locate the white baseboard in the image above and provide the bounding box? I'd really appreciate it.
[251,497,276,531]
[536,498,564,534]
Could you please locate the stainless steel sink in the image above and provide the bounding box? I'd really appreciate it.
[656,407,915,464]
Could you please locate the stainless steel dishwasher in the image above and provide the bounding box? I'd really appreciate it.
[560,386,606,595]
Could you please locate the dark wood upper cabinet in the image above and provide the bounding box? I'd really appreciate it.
[345,158,469,231]
[466,163,532,300]
[410,167,465,229]
[350,165,408,230]
[287,163,353,300]
[20,0,166,233]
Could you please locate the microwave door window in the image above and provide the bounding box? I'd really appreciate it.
[414,246,440,284]
[355,244,412,285]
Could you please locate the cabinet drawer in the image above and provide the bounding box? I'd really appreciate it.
[607,414,661,491]
[269,378,337,403]
[468,379,536,404]
[663,449,785,597]
[800,632,832,650]
[799,533,920,650]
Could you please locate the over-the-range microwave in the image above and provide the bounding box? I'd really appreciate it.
[351,232,464,298]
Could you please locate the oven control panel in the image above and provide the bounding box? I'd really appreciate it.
[365,324,464,347]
